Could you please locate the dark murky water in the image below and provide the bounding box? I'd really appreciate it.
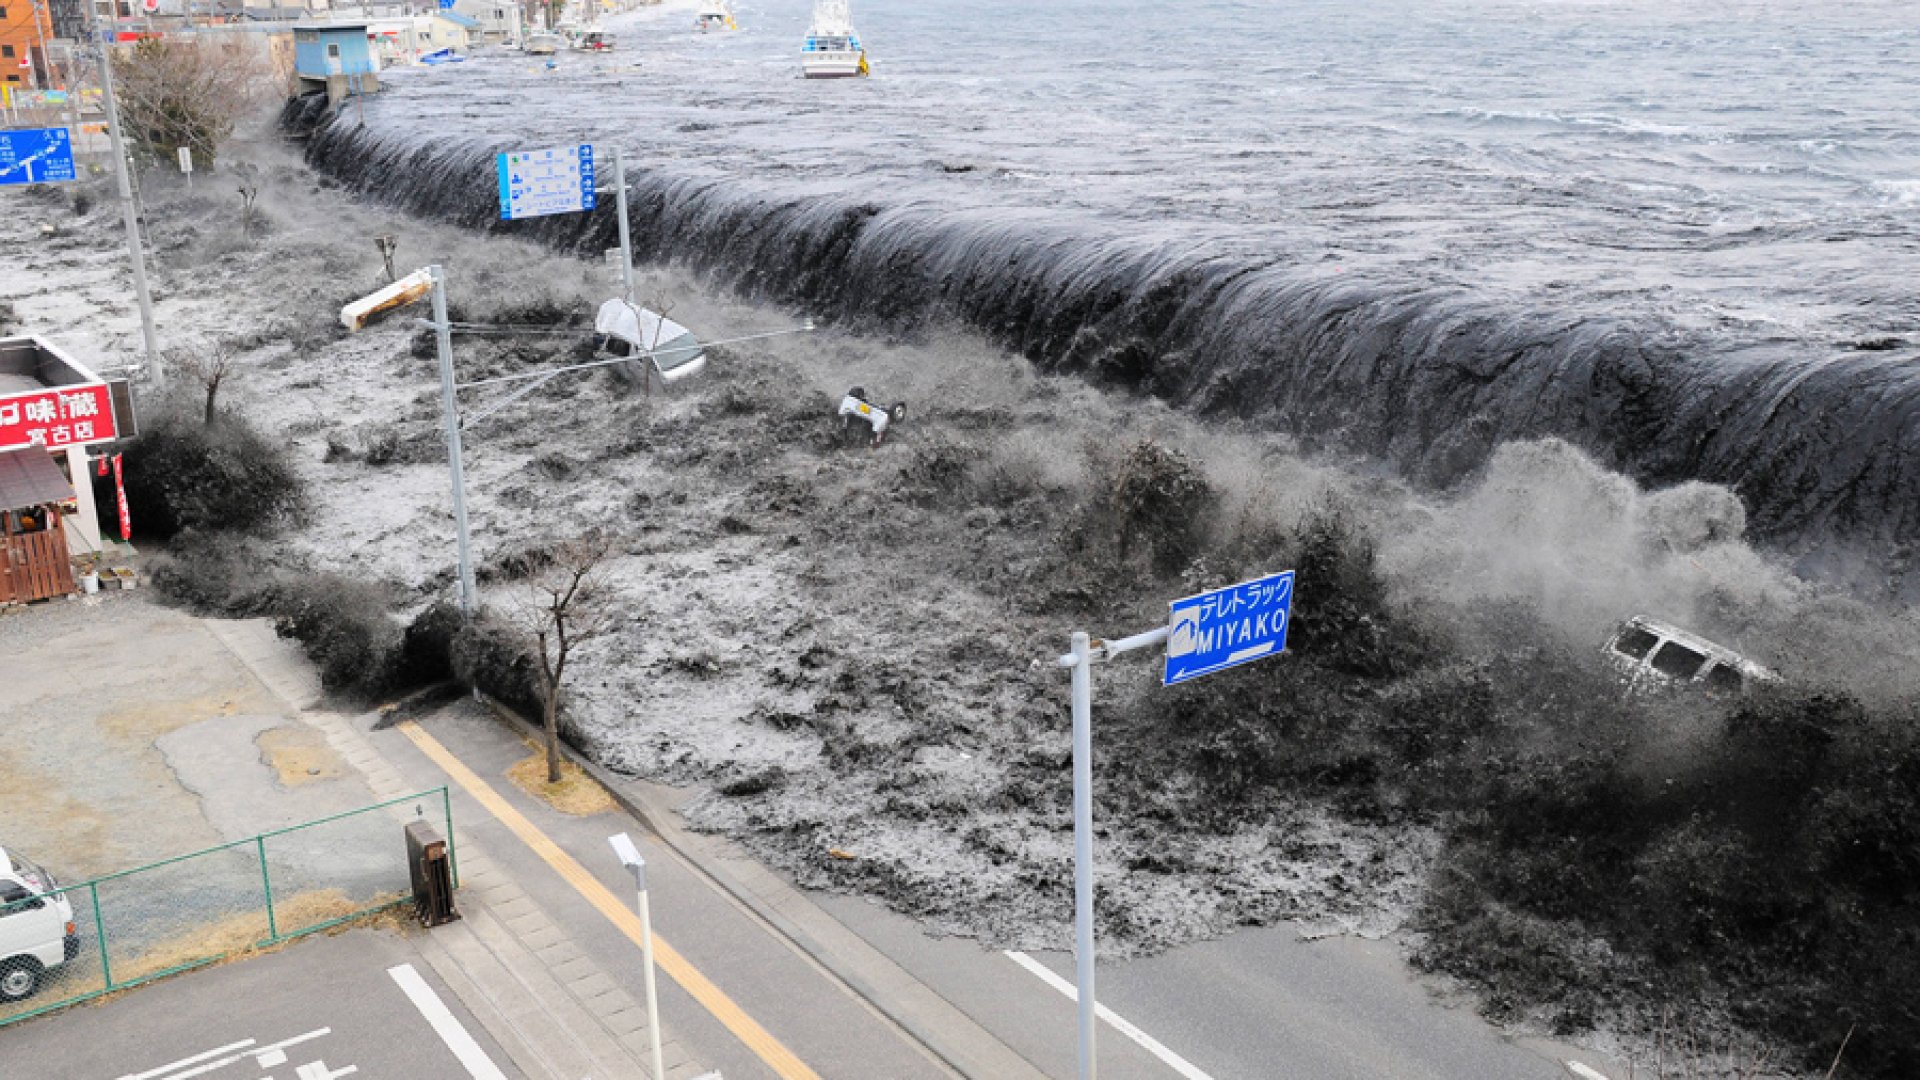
[291,0,1920,591]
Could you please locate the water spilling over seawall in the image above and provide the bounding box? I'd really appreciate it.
[287,95,1920,595]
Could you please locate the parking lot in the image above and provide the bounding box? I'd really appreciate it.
[0,927,520,1079]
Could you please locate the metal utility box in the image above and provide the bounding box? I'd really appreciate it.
[406,820,460,927]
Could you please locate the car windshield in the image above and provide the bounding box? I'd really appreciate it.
[12,856,52,894]
[1611,626,1660,661]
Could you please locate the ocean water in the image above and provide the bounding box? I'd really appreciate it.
[305,0,1920,584]
[523,0,1920,338]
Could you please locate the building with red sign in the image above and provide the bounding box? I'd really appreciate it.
[0,336,131,600]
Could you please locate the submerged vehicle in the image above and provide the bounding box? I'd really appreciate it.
[595,299,707,386]
[1604,616,1775,694]
[802,0,868,78]
[695,1,737,32]
[524,32,564,55]
[0,847,78,1003]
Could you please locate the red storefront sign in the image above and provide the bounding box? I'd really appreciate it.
[113,453,131,541]
[0,383,117,452]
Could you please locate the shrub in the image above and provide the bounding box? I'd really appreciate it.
[122,400,304,540]
[1110,440,1215,575]
[449,610,545,720]
[144,529,296,616]
[272,575,404,696]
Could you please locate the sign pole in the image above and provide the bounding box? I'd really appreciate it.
[88,7,162,380]
[430,264,478,617]
[1052,571,1291,1080]
[613,144,635,302]
[1069,629,1097,1080]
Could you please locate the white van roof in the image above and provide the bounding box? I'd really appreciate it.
[597,300,698,352]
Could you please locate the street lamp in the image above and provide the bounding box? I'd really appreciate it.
[608,831,667,1080]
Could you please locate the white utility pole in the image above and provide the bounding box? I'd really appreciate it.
[608,833,668,1080]
[86,1,161,380]
[612,145,635,301]
[429,265,479,617]
[1057,624,1171,1080]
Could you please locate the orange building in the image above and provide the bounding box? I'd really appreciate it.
[0,0,54,88]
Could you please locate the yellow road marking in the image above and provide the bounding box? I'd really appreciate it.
[398,720,823,1080]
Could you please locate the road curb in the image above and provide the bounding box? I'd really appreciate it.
[470,690,1049,1080]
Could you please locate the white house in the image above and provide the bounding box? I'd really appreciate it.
[366,10,477,65]
[452,0,522,45]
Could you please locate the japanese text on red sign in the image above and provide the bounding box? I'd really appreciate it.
[0,384,116,451]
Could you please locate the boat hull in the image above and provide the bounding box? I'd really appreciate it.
[802,51,867,78]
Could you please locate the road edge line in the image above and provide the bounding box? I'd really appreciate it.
[1003,950,1217,1080]
[388,962,510,1080]
[396,718,823,1080]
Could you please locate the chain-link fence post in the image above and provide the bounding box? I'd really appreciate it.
[257,835,278,944]
[89,881,111,990]
[441,785,459,888]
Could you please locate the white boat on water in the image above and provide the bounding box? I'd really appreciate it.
[524,32,564,55]
[695,0,737,32]
[802,0,868,79]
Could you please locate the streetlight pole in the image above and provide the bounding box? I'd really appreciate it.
[608,832,667,1080]
[85,0,161,380]
[429,264,478,617]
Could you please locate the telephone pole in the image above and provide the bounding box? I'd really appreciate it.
[84,0,162,381]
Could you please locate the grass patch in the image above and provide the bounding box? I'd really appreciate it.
[506,749,616,817]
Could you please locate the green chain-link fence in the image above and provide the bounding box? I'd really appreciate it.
[0,786,454,1027]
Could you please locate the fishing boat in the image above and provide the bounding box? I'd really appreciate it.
[694,0,737,32]
[524,31,564,55]
[801,0,868,79]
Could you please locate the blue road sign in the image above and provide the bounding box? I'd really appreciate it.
[497,144,596,221]
[0,127,78,186]
[1164,571,1294,686]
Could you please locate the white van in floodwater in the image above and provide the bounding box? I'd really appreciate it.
[1604,616,1775,695]
[595,299,707,386]
[0,847,79,1002]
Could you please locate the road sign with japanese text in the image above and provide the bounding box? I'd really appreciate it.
[0,384,118,452]
[496,144,596,221]
[1163,571,1294,686]
[0,127,78,186]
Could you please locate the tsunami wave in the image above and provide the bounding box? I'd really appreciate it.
[285,96,1920,597]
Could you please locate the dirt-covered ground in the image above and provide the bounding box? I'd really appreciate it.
[8,131,1919,1076]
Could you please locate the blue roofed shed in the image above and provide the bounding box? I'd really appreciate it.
[293,24,381,104]
[294,24,375,78]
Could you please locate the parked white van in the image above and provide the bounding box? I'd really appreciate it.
[1604,616,1775,695]
[0,847,79,1002]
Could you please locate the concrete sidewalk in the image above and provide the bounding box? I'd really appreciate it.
[204,618,709,1080]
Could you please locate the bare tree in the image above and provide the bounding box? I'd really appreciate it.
[233,162,261,238]
[112,37,274,169]
[514,532,618,783]
[167,338,239,426]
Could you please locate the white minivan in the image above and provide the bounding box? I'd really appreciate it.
[0,847,79,1002]
[1604,616,1775,695]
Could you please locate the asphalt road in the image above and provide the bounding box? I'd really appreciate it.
[0,928,521,1080]
[814,894,1606,1080]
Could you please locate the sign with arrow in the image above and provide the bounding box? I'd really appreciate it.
[0,127,78,186]
[496,144,596,221]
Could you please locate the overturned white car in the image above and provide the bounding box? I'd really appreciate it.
[1603,616,1775,694]
[595,299,707,387]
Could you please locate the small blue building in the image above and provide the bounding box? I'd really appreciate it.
[293,24,380,104]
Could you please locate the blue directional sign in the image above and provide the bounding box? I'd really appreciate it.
[1164,571,1294,686]
[0,127,78,187]
[497,144,596,221]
